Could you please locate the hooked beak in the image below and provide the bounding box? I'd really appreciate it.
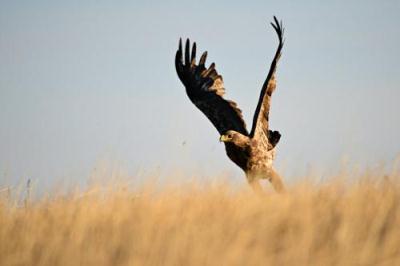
[219,135,230,142]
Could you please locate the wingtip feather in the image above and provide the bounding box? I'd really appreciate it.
[178,38,182,53]
[176,38,183,66]
[191,42,197,65]
[199,51,208,66]
[185,38,190,66]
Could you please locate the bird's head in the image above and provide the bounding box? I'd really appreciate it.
[219,130,249,147]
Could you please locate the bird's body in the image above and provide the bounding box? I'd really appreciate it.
[175,17,285,193]
[222,131,283,193]
[221,134,272,171]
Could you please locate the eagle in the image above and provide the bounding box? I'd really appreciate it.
[175,17,285,193]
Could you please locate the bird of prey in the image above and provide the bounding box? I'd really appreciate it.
[175,16,285,193]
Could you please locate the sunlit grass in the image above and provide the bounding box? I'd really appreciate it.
[1,171,400,266]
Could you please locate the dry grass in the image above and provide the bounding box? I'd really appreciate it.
[1,173,400,266]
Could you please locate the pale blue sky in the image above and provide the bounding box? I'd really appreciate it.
[1,1,399,189]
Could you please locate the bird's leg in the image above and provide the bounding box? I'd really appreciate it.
[246,175,265,195]
[265,168,286,193]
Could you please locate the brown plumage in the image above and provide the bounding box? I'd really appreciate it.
[175,16,285,193]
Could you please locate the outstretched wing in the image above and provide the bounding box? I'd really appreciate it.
[175,39,248,136]
[249,16,284,149]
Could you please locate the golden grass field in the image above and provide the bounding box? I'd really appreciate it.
[1,170,400,266]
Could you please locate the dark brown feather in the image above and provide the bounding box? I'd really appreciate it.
[175,39,248,136]
[249,16,284,149]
